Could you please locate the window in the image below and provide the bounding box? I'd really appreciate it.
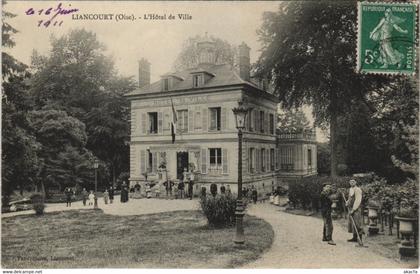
[248,110,254,132]
[147,151,153,173]
[176,110,188,133]
[148,112,158,134]
[249,148,255,173]
[193,74,202,88]
[260,111,265,133]
[163,78,169,91]
[270,149,275,171]
[261,148,266,172]
[209,107,221,131]
[280,146,294,171]
[269,114,274,135]
[209,148,222,171]
[308,148,312,168]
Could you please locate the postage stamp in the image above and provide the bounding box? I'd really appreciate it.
[357,2,417,74]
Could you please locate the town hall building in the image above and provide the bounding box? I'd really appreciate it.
[126,35,317,196]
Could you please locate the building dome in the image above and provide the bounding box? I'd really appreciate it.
[197,32,216,65]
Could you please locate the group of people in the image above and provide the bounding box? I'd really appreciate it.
[320,179,363,246]
[163,168,195,199]
[80,186,115,206]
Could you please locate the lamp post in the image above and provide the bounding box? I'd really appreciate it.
[232,101,252,245]
[94,159,100,209]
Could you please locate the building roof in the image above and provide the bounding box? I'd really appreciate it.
[126,63,263,96]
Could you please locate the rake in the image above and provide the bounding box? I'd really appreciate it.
[341,192,368,248]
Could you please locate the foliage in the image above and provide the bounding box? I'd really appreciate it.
[200,195,236,227]
[172,34,235,71]
[29,28,135,188]
[2,2,40,198]
[30,193,45,215]
[277,108,311,132]
[288,175,374,210]
[255,2,407,178]
[317,142,330,175]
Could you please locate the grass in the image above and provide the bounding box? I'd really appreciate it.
[2,209,274,268]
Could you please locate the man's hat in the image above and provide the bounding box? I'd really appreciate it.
[349,179,357,184]
[322,182,331,187]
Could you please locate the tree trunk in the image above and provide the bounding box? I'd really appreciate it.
[330,109,338,179]
[112,163,116,188]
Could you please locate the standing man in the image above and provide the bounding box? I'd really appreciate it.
[188,172,194,200]
[65,187,73,207]
[109,186,114,204]
[346,179,363,242]
[320,183,335,245]
[81,188,88,206]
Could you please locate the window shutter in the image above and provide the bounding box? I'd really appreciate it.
[188,108,194,132]
[265,113,269,134]
[140,150,146,174]
[222,148,228,174]
[130,110,136,135]
[254,109,259,133]
[141,113,147,135]
[158,112,163,134]
[202,108,208,132]
[201,148,207,174]
[256,148,260,172]
[153,152,157,173]
[221,107,227,130]
[266,148,270,172]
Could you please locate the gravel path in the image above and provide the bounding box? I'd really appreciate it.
[3,197,417,268]
[242,203,416,268]
[2,196,199,218]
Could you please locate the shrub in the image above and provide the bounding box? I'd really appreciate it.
[31,193,45,215]
[200,194,236,228]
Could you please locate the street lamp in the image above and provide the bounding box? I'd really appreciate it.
[94,159,100,209]
[232,101,252,245]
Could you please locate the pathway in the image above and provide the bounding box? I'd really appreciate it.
[242,203,417,268]
[2,196,198,218]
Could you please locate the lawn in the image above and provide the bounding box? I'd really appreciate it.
[2,209,274,268]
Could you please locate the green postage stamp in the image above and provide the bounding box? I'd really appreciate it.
[358,2,417,74]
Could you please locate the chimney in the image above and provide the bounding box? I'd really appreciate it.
[138,58,150,88]
[237,42,250,81]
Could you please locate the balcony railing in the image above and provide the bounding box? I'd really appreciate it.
[277,131,316,141]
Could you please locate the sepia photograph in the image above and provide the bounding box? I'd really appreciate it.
[1,0,419,272]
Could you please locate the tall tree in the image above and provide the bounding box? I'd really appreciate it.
[2,1,40,198]
[172,34,235,71]
[30,29,136,185]
[255,2,394,178]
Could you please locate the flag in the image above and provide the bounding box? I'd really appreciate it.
[171,97,177,144]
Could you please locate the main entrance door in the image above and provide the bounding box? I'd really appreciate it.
[176,152,189,179]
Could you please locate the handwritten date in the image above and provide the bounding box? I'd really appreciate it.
[25,3,79,27]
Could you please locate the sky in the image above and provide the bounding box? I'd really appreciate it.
[4,1,327,141]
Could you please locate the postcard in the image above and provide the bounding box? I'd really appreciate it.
[1,1,419,273]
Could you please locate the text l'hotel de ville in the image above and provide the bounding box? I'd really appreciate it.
[71,13,192,21]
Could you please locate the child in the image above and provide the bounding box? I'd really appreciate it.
[103,189,109,205]
[88,191,95,206]
[155,182,161,198]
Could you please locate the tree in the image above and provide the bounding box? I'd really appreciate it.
[2,1,40,199]
[172,34,235,71]
[27,109,92,194]
[277,108,311,132]
[29,29,136,186]
[255,2,394,178]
